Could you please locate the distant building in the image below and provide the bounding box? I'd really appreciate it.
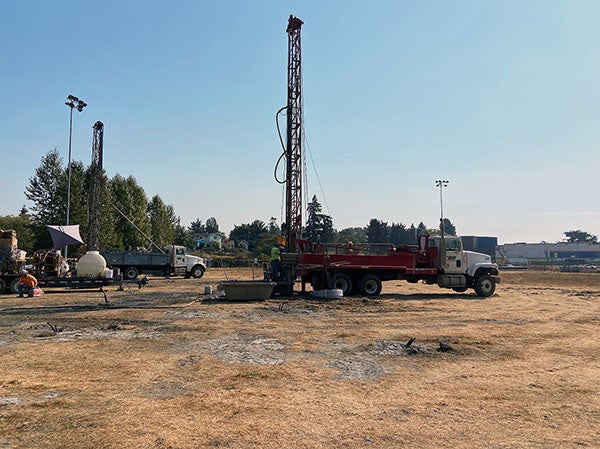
[461,236,498,260]
[195,232,224,250]
[496,242,600,265]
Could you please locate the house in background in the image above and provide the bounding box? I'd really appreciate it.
[194,232,225,250]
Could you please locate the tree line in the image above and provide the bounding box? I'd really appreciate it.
[1,151,456,257]
[3,150,597,258]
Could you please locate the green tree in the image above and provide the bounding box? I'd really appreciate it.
[108,175,151,249]
[417,222,429,236]
[305,195,335,243]
[366,219,389,243]
[229,220,268,251]
[205,217,219,234]
[441,218,456,236]
[68,160,88,239]
[407,224,417,244]
[174,219,195,248]
[563,230,598,244]
[24,149,72,249]
[389,222,407,246]
[189,219,206,237]
[337,227,367,244]
[147,195,177,247]
[0,209,34,253]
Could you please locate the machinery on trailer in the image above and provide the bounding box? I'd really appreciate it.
[269,15,499,297]
[0,229,118,295]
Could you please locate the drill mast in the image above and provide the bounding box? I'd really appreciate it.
[285,15,304,252]
[87,121,104,250]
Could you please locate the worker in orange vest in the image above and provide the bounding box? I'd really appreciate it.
[17,270,38,298]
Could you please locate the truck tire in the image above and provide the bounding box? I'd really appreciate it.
[124,267,139,280]
[190,265,205,279]
[358,274,382,296]
[9,278,20,294]
[474,274,495,297]
[0,279,6,294]
[452,287,468,293]
[331,273,353,296]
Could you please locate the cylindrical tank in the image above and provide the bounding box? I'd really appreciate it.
[77,250,107,278]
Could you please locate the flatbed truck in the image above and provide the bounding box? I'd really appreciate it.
[273,235,499,297]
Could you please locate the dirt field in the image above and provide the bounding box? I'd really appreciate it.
[0,269,598,448]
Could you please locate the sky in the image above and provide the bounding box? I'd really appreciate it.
[1,0,599,245]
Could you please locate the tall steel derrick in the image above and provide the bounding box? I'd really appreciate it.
[87,121,104,250]
[285,15,304,252]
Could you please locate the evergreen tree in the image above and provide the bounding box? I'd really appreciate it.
[337,227,367,244]
[442,218,456,236]
[25,149,67,248]
[108,175,151,249]
[389,222,408,246]
[407,224,417,244]
[147,195,177,247]
[229,220,268,250]
[189,219,206,237]
[0,211,34,253]
[174,219,195,248]
[305,195,335,243]
[205,217,219,234]
[366,219,389,243]
[563,230,598,243]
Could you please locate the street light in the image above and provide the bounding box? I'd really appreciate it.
[64,95,87,257]
[435,180,449,269]
[435,179,449,235]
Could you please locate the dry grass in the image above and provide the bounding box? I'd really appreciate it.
[0,269,598,448]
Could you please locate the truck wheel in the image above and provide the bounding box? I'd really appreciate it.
[124,267,139,280]
[474,274,495,297]
[0,279,6,294]
[452,287,468,293]
[190,265,205,279]
[9,278,20,294]
[358,274,382,296]
[331,273,353,296]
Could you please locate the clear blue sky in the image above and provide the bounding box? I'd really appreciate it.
[1,0,599,244]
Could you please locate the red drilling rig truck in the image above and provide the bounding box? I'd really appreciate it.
[270,16,499,298]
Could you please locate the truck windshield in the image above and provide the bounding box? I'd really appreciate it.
[445,238,461,251]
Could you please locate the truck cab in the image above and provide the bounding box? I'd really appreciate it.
[164,245,206,278]
[428,236,500,296]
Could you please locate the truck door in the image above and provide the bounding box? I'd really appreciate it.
[173,246,186,268]
[444,237,466,273]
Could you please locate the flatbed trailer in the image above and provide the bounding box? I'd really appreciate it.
[0,273,119,295]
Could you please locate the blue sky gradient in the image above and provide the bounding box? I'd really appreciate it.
[1,1,599,243]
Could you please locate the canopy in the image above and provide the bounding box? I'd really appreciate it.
[47,225,84,249]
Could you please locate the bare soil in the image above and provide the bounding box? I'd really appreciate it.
[0,269,598,448]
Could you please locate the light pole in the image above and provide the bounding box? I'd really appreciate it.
[64,94,87,257]
[435,180,449,269]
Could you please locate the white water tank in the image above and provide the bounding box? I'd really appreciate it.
[77,250,107,278]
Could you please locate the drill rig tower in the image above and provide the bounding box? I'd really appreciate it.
[285,15,304,252]
[87,121,104,250]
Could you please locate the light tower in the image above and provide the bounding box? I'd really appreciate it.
[64,94,87,257]
[435,179,449,269]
